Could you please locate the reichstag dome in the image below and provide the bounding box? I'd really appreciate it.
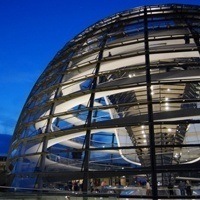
[6,3,200,199]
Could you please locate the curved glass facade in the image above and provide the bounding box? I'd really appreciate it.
[7,4,200,198]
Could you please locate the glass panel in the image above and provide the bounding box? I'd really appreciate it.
[11,176,37,189]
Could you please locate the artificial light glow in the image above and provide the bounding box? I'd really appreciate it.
[8,4,199,190]
[175,153,179,158]
[128,73,135,78]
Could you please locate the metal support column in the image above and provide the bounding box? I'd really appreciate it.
[82,22,120,192]
[36,68,68,189]
[82,49,104,193]
[144,6,158,199]
[37,136,48,189]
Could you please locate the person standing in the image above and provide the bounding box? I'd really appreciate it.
[90,180,94,193]
[186,180,192,196]
[100,180,106,193]
[146,180,151,196]
[178,181,186,196]
[168,181,174,196]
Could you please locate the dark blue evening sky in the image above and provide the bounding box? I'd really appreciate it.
[0,0,200,154]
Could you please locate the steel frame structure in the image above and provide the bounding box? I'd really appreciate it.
[6,4,200,199]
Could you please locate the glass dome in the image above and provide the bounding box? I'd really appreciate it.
[7,3,200,198]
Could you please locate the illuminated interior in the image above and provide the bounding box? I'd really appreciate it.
[6,4,200,198]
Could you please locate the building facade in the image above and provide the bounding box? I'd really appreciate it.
[6,4,200,198]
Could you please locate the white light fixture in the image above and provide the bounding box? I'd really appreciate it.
[165,106,169,110]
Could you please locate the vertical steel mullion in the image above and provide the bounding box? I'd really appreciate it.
[82,21,120,193]
[37,136,48,189]
[37,63,71,189]
[144,6,158,199]
[82,43,106,193]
